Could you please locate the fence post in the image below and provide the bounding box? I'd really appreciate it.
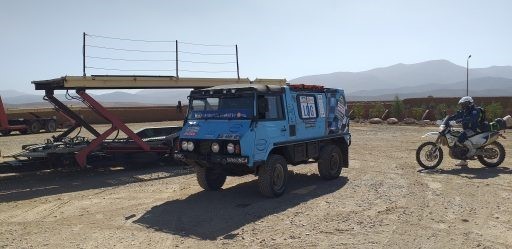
[175,40,179,78]
[83,32,86,76]
[236,44,240,79]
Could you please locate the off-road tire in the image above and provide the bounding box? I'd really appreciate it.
[477,141,506,168]
[318,144,343,180]
[45,120,57,132]
[29,121,41,134]
[196,166,226,191]
[416,141,443,169]
[258,154,288,197]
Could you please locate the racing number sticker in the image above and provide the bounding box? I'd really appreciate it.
[299,96,317,119]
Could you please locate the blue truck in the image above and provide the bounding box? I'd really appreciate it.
[174,83,351,197]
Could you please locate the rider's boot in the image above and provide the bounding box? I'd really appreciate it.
[463,140,476,158]
[455,160,468,166]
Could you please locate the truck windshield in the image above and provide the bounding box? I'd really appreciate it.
[188,96,254,120]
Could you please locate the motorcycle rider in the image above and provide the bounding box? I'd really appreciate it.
[444,96,487,166]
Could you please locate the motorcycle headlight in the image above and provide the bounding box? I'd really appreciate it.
[181,141,188,151]
[227,143,235,154]
[211,142,220,153]
[187,141,195,151]
[438,125,446,132]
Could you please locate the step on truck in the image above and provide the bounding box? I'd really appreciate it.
[174,83,351,197]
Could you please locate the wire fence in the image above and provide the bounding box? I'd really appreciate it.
[82,33,240,78]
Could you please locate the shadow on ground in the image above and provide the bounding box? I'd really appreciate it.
[419,166,512,179]
[134,172,348,240]
[0,164,193,203]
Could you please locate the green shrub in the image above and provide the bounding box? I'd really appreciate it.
[410,107,424,120]
[391,96,404,119]
[485,103,503,121]
[435,103,448,120]
[369,103,385,118]
[352,103,364,119]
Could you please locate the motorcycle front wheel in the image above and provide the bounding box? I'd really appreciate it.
[416,141,443,169]
[477,141,506,168]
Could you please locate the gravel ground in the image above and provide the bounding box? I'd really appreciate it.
[0,123,511,248]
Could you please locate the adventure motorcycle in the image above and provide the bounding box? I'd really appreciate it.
[416,115,511,169]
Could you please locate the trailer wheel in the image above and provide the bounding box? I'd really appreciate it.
[258,154,288,197]
[1,130,11,136]
[45,120,57,132]
[29,121,41,134]
[196,165,226,191]
[318,144,343,180]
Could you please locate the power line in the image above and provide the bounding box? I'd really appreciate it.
[179,60,236,65]
[178,50,236,56]
[86,33,235,47]
[180,69,238,73]
[85,45,175,53]
[86,56,236,64]
[85,66,175,72]
[86,56,175,62]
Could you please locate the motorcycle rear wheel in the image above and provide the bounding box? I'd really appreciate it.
[477,141,506,168]
[416,141,443,169]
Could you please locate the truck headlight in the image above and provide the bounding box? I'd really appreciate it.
[211,142,220,153]
[227,143,235,154]
[187,141,195,151]
[181,141,188,151]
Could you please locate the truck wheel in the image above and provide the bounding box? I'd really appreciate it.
[196,166,226,191]
[45,120,57,132]
[258,154,288,197]
[1,130,11,136]
[318,144,343,180]
[29,121,41,134]
[19,129,28,135]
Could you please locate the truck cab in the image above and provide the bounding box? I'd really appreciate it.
[175,83,350,197]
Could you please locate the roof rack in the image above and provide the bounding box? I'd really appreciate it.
[32,75,287,90]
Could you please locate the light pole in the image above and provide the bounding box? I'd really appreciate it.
[466,54,471,96]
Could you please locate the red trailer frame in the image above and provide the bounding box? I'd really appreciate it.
[27,76,286,168]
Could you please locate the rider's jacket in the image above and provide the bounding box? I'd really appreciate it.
[445,105,485,132]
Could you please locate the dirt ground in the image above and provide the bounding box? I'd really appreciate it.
[0,122,511,248]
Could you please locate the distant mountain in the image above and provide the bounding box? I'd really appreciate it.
[2,60,512,106]
[350,77,512,99]
[2,89,190,108]
[0,89,28,98]
[291,60,512,100]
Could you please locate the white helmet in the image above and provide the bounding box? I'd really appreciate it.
[458,96,474,110]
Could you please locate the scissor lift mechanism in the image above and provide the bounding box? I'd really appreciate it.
[29,75,286,168]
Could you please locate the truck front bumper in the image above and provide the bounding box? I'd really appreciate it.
[174,152,249,165]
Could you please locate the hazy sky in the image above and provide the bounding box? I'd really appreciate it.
[1,0,511,93]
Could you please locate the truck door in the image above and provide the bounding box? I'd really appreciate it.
[292,93,326,139]
[253,94,287,162]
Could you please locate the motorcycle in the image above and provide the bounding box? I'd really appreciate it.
[416,115,511,169]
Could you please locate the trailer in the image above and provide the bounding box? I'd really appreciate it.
[1,76,286,172]
[0,96,57,135]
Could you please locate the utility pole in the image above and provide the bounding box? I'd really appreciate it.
[466,54,471,96]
